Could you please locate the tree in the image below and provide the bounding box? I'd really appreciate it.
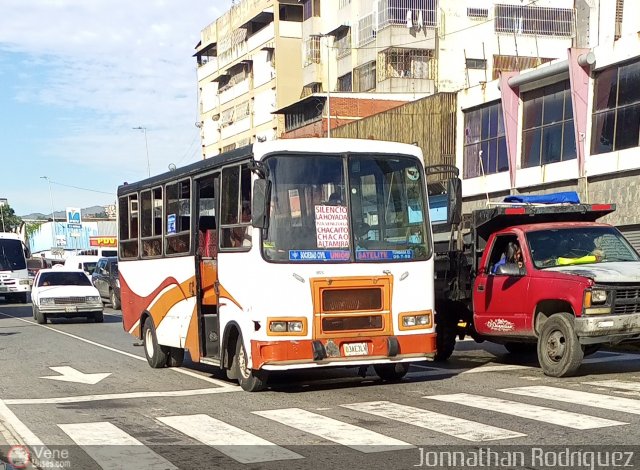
[0,203,23,233]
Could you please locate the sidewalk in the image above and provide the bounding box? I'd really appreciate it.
[0,416,30,469]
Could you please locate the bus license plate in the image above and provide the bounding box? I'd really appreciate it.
[343,342,368,357]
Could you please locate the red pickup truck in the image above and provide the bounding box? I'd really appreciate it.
[430,167,640,377]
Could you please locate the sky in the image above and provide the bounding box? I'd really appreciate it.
[0,0,233,216]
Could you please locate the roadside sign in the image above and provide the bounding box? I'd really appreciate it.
[67,223,82,229]
[66,207,82,224]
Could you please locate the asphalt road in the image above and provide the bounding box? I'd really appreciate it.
[2,299,640,469]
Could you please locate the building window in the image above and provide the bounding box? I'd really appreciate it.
[522,81,576,168]
[494,4,575,37]
[467,7,489,19]
[466,58,487,70]
[463,101,508,178]
[302,0,320,20]
[377,48,434,81]
[339,0,351,8]
[357,13,376,47]
[591,58,640,155]
[284,98,324,131]
[303,36,321,66]
[353,61,376,92]
[335,28,351,59]
[378,0,437,29]
[337,73,352,92]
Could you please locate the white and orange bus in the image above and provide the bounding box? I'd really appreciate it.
[118,138,438,391]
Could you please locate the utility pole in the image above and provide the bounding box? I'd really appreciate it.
[133,126,151,177]
[40,176,57,250]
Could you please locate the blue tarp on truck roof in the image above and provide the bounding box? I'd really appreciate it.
[503,191,580,204]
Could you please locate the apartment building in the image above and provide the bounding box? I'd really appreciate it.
[277,0,577,137]
[194,0,304,158]
[456,0,640,248]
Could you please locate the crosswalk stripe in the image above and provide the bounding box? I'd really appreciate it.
[425,393,626,429]
[58,422,177,470]
[253,408,414,453]
[501,386,640,415]
[157,414,302,464]
[583,380,640,392]
[342,401,524,442]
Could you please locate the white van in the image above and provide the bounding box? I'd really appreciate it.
[64,255,100,275]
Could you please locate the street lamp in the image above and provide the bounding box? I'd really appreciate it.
[311,33,332,138]
[132,126,151,177]
[40,176,57,250]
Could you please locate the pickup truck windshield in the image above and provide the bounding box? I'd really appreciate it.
[527,226,640,268]
[262,153,431,262]
[0,239,27,271]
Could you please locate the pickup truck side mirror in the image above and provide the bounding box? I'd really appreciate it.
[496,263,526,277]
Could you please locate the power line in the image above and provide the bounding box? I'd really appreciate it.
[47,180,115,196]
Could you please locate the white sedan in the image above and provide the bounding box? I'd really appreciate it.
[31,268,104,324]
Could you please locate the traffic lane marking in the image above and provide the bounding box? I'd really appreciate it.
[0,311,238,390]
[4,387,238,405]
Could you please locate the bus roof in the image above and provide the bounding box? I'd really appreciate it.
[117,138,424,196]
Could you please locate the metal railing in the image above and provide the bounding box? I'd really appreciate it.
[377,0,437,30]
[494,4,575,38]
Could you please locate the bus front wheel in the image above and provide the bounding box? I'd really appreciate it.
[143,317,169,368]
[232,337,267,392]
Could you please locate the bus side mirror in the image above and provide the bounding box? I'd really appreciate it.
[447,177,462,225]
[252,179,271,230]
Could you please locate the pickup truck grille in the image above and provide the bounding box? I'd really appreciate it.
[597,284,640,315]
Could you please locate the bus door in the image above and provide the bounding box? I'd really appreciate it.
[195,173,221,359]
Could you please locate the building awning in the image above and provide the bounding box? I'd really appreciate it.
[239,9,274,29]
[273,94,326,115]
[193,42,217,57]
[325,24,350,37]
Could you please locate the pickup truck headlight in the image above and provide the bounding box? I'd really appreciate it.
[40,297,55,305]
[19,279,30,285]
[591,289,608,304]
[87,296,101,303]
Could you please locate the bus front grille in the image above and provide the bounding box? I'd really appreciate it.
[321,288,382,312]
[322,315,383,332]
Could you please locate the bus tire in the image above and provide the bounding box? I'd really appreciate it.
[374,363,410,381]
[110,289,121,310]
[35,306,47,324]
[167,347,184,367]
[537,312,583,377]
[233,336,267,392]
[143,317,169,368]
[93,311,104,323]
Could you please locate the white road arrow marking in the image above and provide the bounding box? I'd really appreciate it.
[40,366,111,385]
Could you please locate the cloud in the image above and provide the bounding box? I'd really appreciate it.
[0,0,228,181]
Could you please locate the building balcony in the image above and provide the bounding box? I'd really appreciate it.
[219,79,251,105]
[279,20,302,39]
[197,58,219,82]
[247,22,275,52]
[220,117,251,140]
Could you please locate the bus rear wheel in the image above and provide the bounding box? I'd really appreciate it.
[143,317,169,368]
[232,337,267,392]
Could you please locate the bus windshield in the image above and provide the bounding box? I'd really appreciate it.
[0,239,27,271]
[262,153,431,262]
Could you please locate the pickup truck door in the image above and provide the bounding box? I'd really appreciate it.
[473,234,531,336]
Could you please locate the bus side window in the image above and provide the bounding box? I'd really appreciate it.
[220,164,252,250]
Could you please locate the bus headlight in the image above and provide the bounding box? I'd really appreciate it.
[400,311,432,329]
[267,318,306,335]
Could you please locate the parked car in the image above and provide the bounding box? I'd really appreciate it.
[31,268,104,324]
[91,257,120,309]
[64,255,100,275]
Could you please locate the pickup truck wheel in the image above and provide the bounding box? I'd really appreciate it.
[232,336,267,392]
[434,315,457,362]
[110,289,121,310]
[537,313,584,377]
[142,317,169,368]
[504,342,537,355]
[374,363,410,381]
